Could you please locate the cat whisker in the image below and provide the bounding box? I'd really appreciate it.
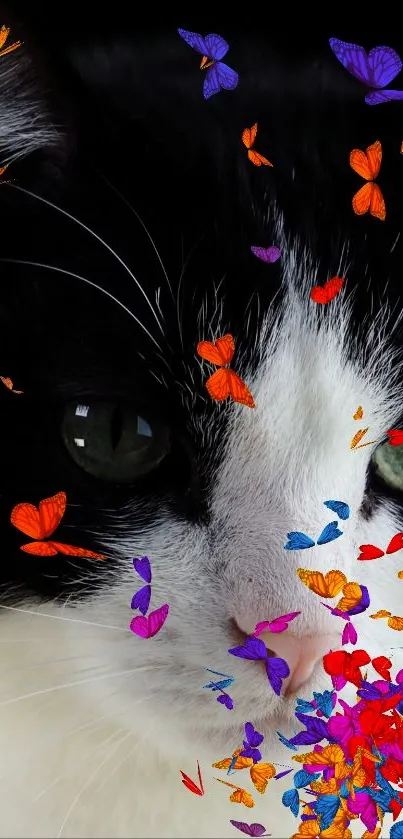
[0,667,140,707]
[0,603,129,632]
[0,259,164,353]
[7,183,166,337]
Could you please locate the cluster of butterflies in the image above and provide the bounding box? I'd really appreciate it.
[129,555,169,639]
[284,499,350,552]
[203,668,235,710]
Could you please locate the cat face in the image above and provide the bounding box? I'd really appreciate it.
[2,12,403,759]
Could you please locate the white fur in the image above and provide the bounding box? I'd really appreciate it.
[1,242,403,837]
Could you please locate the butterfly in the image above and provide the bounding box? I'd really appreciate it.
[371,655,393,682]
[228,636,290,695]
[180,761,204,796]
[239,722,264,763]
[229,820,271,837]
[353,406,363,420]
[129,604,169,638]
[10,491,106,558]
[242,123,273,167]
[350,426,379,449]
[250,245,281,264]
[297,568,347,598]
[253,611,301,637]
[0,25,22,58]
[197,334,255,408]
[349,140,386,221]
[322,649,371,689]
[310,276,344,305]
[329,38,403,106]
[203,668,235,691]
[282,770,321,819]
[323,500,350,521]
[276,730,298,751]
[131,556,152,616]
[0,376,23,394]
[357,533,403,561]
[370,610,403,631]
[284,521,343,550]
[213,752,276,795]
[177,29,238,99]
[214,778,255,807]
[387,430,403,446]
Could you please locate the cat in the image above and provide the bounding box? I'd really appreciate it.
[1,7,403,837]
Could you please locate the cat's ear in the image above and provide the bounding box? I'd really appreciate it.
[0,13,73,177]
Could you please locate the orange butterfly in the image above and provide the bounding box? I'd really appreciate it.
[180,761,204,796]
[0,25,22,58]
[350,427,378,450]
[213,750,276,795]
[214,777,255,807]
[297,568,347,598]
[349,140,386,221]
[197,334,255,408]
[370,609,403,631]
[10,491,106,559]
[353,405,363,421]
[0,376,23,394]
[242,123,273,167]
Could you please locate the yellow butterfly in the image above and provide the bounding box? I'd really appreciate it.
[370,609,403,630]
[212,750,276,795]
[297,569,347,598]
[336,582,364,613]
[350,427,378,450]
[214,777,255,807]
[0,25,22,58]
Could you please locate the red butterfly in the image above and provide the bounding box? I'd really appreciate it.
[387,430,403,446]
[197,334,255,408]
[180,761,204,796]
[323,649,371,688]
[357,532,403,561]
[10,491,106,559]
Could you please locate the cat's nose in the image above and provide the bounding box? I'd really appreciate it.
[256,629,342,695]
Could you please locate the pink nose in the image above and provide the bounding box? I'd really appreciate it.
[257,630,342,695]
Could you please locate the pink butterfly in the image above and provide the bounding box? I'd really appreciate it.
[253,611,301,636]
[129,604,169,638]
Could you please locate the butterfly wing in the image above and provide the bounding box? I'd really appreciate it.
[205,369,231,402]
[352,182,372,216]
[387,430,403,446]
[254,611,301,635]
[129,615,150,638]
[367,46,403,87]
[247,150,273,167]
[229,788,255,808]
[133,555,152,582]
[388,616,403,631]
[284,532,316,550]
[131,585,152,615]
[357,544,385,561]
[227,370,255,408]
[350,142,381,180]
[297,568,347,597]
[204,65,222,99]
[216,61,239,91]
[366,88,403,105]
[38,492,67,538]
[386,533,403,554]
[20,541,59,556]
[197,334,235,366]
[370,610,391,619]
[244,722,264,749]
[177,28,209,55]
[265,657,290,695]
[316,521,343,546]
[10,502,43,539]
[353,405,363,420]
[350,427,369,448]
[369,182,386,221]
[250,246,281,263]
[180,770,203,795]
[229,822,267,837]
[228,636,268,661]
[323,276,344,302]
[0,25,21,57]
[205,34,230,61]
[147,604,169,637]
[282,788,300,817]
[242,124,258,150]
[249,762,275,795]
[51,542,106,560]
[329,38,372,86]
[323,500,350,520]
[336,582,364,613]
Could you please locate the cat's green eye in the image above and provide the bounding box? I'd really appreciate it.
[62,401,170,483]
[371,440,403,491]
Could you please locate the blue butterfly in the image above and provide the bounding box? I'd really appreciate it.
[295,698,315,714]
[178,29,239,99]
[323,500,350,520]
[203,668,235,691]
[284,521,343,550]
[312,690,336,718]
[314,795,340,831]
[276,731,298,751]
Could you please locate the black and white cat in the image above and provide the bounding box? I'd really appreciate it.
[1,8,403,837]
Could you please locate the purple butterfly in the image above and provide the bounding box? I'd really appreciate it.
[329,38,403,105]
[178,28,239,99]
[239,722,264,762]
[217,692,234,710]
[131,556,152,616]
[251,246,281,264]
[228,636,290,695]
[230,821,271,837]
